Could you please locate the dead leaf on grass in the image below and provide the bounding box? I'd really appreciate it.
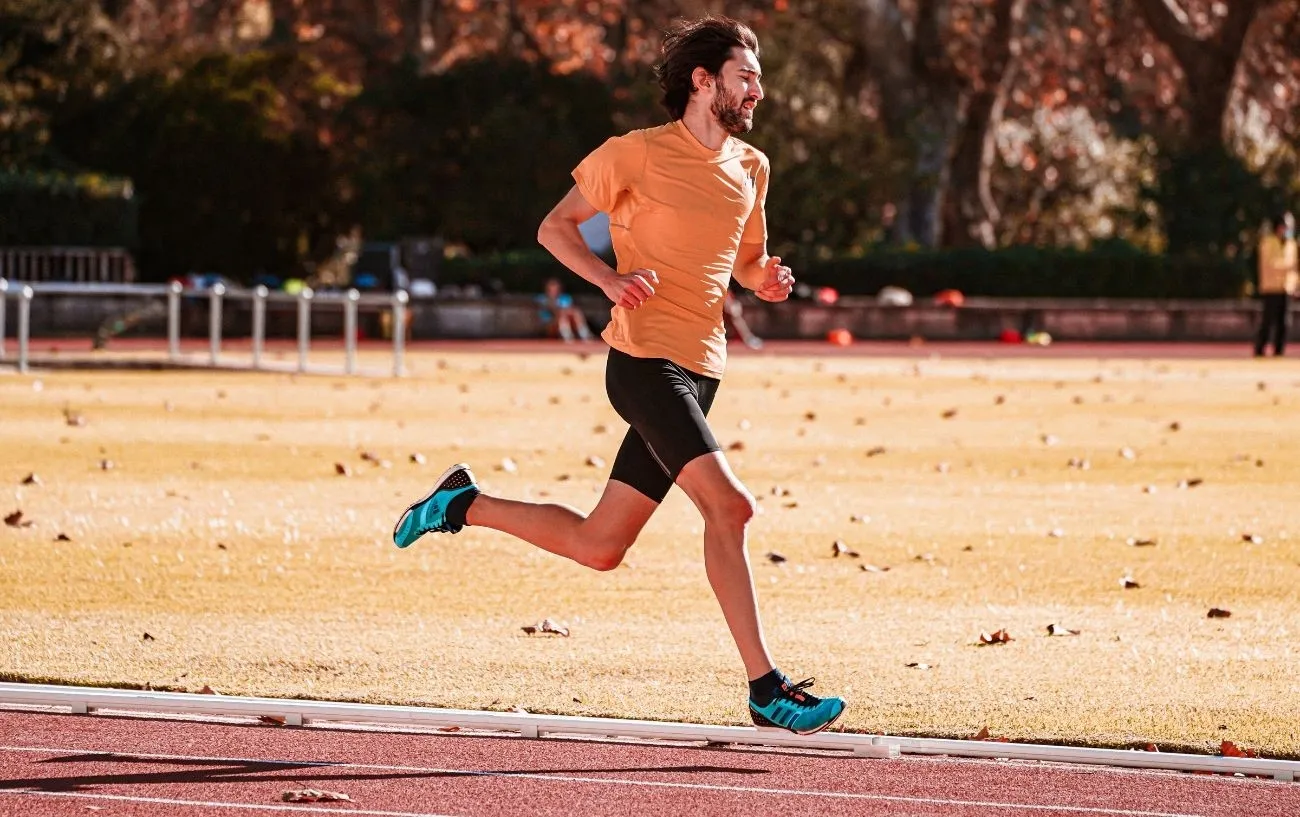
[55,533,71,542]
[765,552,788,564]
[522,618,570,637]
[1176,478,1204,489]
[4,510,34,528]
[727,440,745,451]
[1220,740,1259,759]
[1168,422,1181,431]
[831,540,860,558]
[198,685,218,694]
[20,473,41,486]
[585,455,606,468]
[1067,458,1090,470]
[941,408,958,419]
[63,409,87,427]
[804,411,817,421]
[1120,575,1141,589]
[282,789,352,803]
[1143,743,1160,752]
[905,662,933,670]
[141,632,155,641]
[1242,533,1262,544]
[860,564,890,573]
[994,395,1006,405]
[409,452,427,465]
[1041,434,1060,446]
[978,629,1013,645]
[1046,624,1081,636]
[334,463,352,477]
[866,446,887,457]
[99,459,114,471]
[849,514,870,523]
[1126,537,1157,547]
[359,450,380,463]
[1207,608,1232,619]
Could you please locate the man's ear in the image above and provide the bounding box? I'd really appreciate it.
[691,66,713,94]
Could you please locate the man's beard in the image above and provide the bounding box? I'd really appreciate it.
[712,85,753,134]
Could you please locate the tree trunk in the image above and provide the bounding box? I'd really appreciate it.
[268,0,296,44]
[1131,0,1268,148]
[942,0,1026,248]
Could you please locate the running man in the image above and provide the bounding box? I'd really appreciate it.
[393,16,845,735]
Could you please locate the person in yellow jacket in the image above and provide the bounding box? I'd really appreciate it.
[1256,212,1297,357]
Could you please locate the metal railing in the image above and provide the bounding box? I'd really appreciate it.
[0,247,136,283]
[0,279,410,377]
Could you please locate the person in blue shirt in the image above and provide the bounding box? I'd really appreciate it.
[536,277,594,341]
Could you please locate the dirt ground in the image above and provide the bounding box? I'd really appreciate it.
[2,345,1298,757]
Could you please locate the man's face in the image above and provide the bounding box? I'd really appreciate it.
[710,47,764,135]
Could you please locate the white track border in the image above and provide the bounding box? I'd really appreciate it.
[0,683,1294,781]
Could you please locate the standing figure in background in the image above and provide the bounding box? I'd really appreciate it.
[536,277,594,342]
[724,286,764,350]
[1256,212,1298,358]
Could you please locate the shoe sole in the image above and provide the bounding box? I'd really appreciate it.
[393,462,472,546]
[750,703,846,736]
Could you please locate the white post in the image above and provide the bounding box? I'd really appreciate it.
[252,285,268,370]
[18,286,33,375]
[167,281,182,361]
[297,287,313,373]
[0,278,8,362]
[392,290,409,378]
[209,283,226,365]
[344,289,359,375]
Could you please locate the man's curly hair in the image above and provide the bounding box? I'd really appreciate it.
[654,16,760,121]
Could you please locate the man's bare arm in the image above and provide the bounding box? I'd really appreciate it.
[538,185,658,310]
[733,241,771,290]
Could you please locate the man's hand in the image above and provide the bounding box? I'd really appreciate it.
[754,256,794,302]
[601,268,659,310]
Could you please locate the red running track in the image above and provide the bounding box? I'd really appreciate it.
[0,710,1295,817]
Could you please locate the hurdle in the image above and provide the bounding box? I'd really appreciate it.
[2,683,1298,779]
[0,279,410,377]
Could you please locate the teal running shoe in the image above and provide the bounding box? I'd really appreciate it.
[749,676,845,735]
[393,463,479,548]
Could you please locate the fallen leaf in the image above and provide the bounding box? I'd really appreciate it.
[1119,447,1136,460]
[498,457,518,473]
[866,446,887,457]
[99,459,114,471]
[1242,533,1262,544]
[198,684,217,694]
[804,411,817,421]
[359,450,380,462]
[520,625,538,635]
[20,473,41,486]
[727,440,746,451]
[941,408,958,419]
[935,462,950,474]
[334,463,352,477]
[4,510,34,528]
[994,395,1006,405]
[1046,624,1081,636]
[973,726,990,740]
[409,452,427,465]
[765,552,787,564]
[55,533,71,542]
[1120,575,1141,589]
[1207,608,1232,619]
[438,726,460,732]
[1176,478,1204,489]
[63,409,87,427]
[540,618,569,637]
[1048,528,1065,538]
[141,632,155,641]
[258,715,287,725]
[914,553,936,564]
[585,455,605,468]
[1126,537,1157,547]
[1041,434,1060,446]
[905,662,932,670]
[1168,422,1181,431]
[782,501,799,509]
[978,629,1013,645]
[860,564,890,573]
[1220,740,1258,759]
[593,424,608,434]
[1067,457,1090,470]
[831,540,860,558]
[282,789,351,803]
[1143,743,1160,752]
[849,514,870,523]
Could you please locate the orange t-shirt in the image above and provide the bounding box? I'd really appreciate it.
[572,121,769,378]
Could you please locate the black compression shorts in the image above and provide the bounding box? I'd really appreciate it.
[604,347,722,502]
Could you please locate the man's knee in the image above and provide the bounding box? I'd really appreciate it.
[574,527,634,571]
[702,488,756,531]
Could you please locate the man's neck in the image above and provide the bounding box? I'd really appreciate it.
[680,106,728,151]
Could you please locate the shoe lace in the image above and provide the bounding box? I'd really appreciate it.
[780,677,822,706]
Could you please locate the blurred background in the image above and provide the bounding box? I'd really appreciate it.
[2,0,1299,300]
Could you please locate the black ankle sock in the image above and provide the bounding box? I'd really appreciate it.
[445,487,480,530]
[748,668,784,704]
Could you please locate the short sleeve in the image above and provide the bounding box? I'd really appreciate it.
[741,155,769,245]
[572,133,646,214]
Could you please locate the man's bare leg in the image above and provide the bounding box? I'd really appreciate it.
[674,451,775,680]
[466,479,657,571]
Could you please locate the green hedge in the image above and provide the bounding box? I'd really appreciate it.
[439,244,1251,299]
[0,171,138,247]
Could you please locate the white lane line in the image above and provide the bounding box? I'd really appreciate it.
[0,745,1207,817]
[0,790,456,816]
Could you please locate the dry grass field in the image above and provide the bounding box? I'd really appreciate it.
[2,347,1298,757]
